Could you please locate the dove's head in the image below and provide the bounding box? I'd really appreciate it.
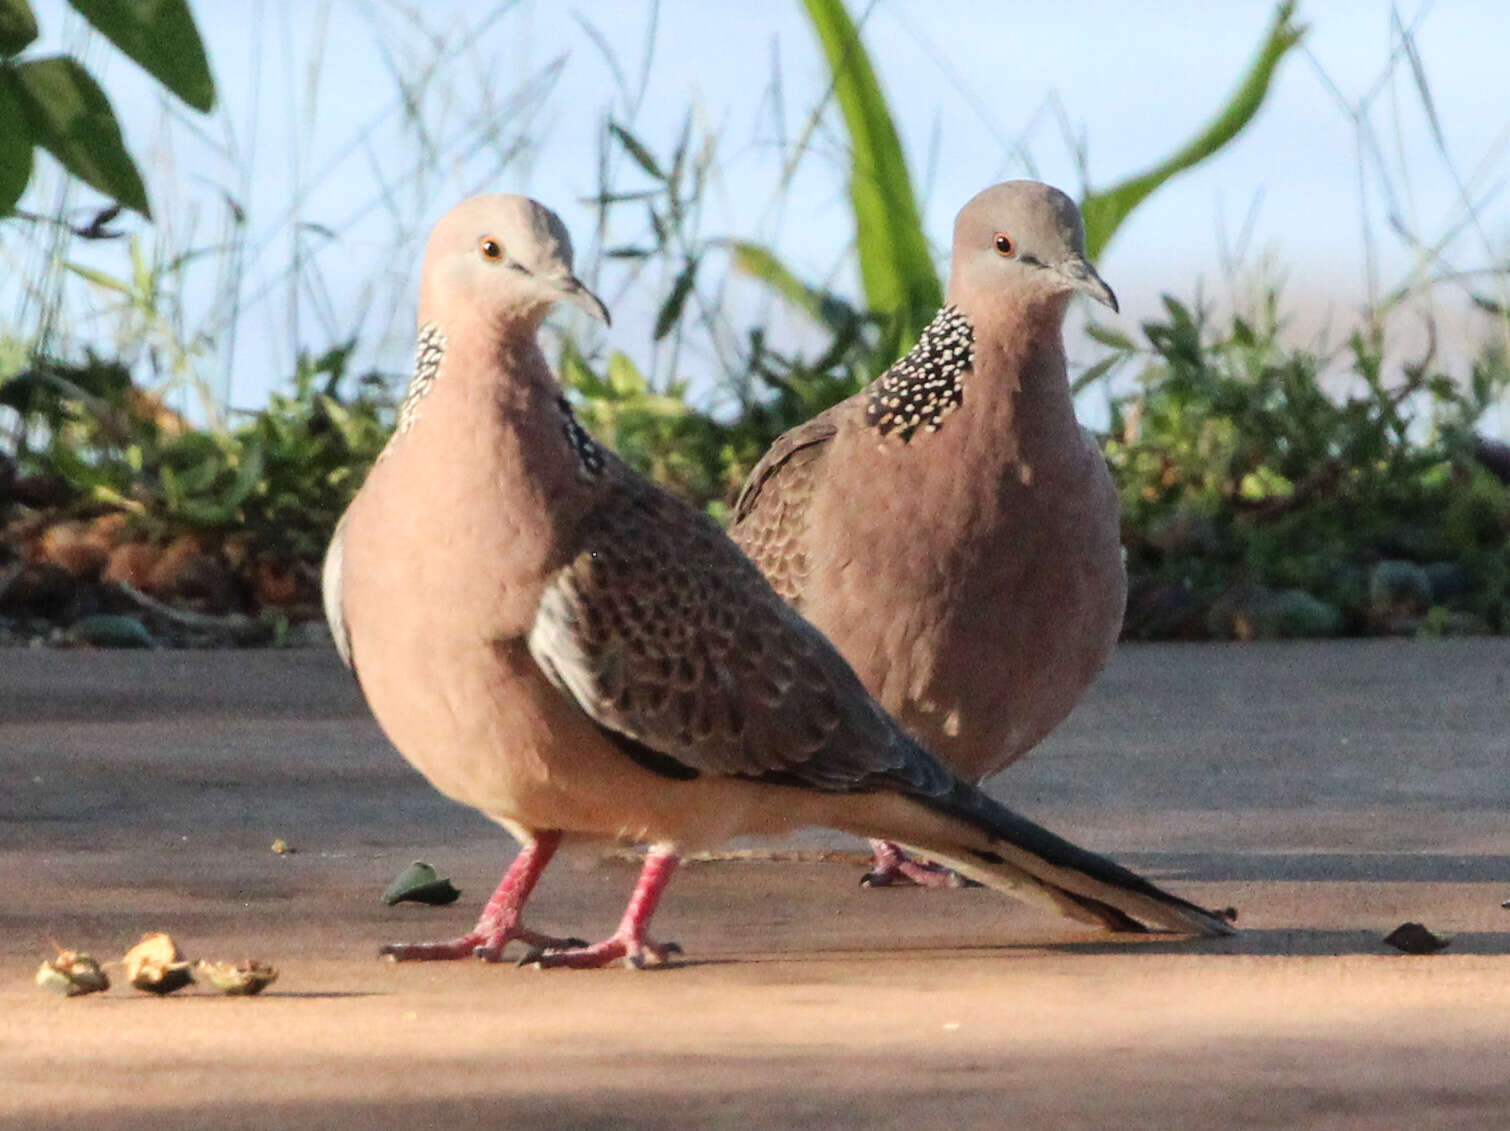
[418,194,610,332]
[948,180,1117,318]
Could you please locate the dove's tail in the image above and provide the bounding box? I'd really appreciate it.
[855,778,1235,938]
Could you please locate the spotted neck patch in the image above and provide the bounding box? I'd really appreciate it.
[395,322,447,435]
[865,305,975,441]
[555,394,606,478]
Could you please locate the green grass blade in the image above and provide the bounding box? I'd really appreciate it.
[801,0,940,347]
[66,0,215,113]
[727,240,854,329]
[1080,1,1304,259]
[653,255,699,341]
[609,120,665,182]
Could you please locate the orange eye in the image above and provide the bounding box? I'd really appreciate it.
[479,237,504,260]
[993,233,1015,257]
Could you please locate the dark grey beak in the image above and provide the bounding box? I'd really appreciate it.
[1056,257,1118,313]
[557,275,611,326]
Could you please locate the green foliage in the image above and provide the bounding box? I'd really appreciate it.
[795,0,1298,342]
[1106,297,1510,637]
[66,0,215,114]
[8,343,393,558]
[800,0,941,353]
[1081,3,1305,259]
[0,0,214,219]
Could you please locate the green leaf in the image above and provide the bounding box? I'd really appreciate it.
[609,121,663,182]
[1084,322,1138,352]
[66,0,215,113]
[1071,354,1126,396]
[64,260,134,295]
[0,0,38,55]
[606,351,647,397]
[727,240,858,332]
[1080,2,1304,259]
[11,56,150,217]
[0,70,33,214]
[801,0,941,348]
[220,437,264,510]
[653,255,699,341]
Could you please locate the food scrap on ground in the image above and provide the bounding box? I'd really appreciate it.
[194,960,279,996]
[122,932,195,995]
[34,948,111,997]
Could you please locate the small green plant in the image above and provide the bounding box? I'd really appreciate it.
[9,342,392,556]
[1103,295,1510,637]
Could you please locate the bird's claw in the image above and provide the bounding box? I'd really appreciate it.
[861,854,977,889]
[519,936,683,970]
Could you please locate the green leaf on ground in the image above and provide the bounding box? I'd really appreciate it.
[66,0,215,112]
[802,0,941,349]
[0,0,38,56]
[1080,1,1304,259]
[0,70,33,214]
[11,56,149,217]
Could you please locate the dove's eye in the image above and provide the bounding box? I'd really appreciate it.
[993,233,1015,257]
[479,238,505,260]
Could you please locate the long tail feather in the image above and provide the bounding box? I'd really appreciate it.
[891,781,1234,937]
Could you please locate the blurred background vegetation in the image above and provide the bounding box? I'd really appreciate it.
[1,0,1507,647]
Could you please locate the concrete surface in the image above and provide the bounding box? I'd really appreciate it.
[2,640,1508,1129]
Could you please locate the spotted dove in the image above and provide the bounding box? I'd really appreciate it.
[732,181,1126,887]
[323,194,1230,970]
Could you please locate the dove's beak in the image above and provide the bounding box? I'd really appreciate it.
[1057,257,1118,313]
[556,275,611,326]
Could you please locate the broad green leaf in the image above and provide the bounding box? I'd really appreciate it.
[66,0,215,113]
[0,69,32,214]
[0,0,38,55]
[653,255,698,341]
[11,56,150,217]
[802,0,940,349]
[1080,2,1304,259]
[609,121,663,182]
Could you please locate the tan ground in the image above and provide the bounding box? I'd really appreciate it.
[3,640,1508,1129]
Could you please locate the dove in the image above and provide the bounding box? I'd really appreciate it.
[323,193,1230,968]
[732,181,1126,887]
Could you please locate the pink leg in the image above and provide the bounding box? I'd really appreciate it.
[379,831,586,962]
[523,847,683,970]
[860,839,976,889]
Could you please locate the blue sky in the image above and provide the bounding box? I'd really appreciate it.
[6,1,1508,427]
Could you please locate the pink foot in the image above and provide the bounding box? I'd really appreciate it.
[860,840,977,889]
[379,832,584,962]
[521,847,684,971]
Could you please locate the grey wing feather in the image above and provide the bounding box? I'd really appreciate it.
[321,514,354,671]
[527,472,949,797]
